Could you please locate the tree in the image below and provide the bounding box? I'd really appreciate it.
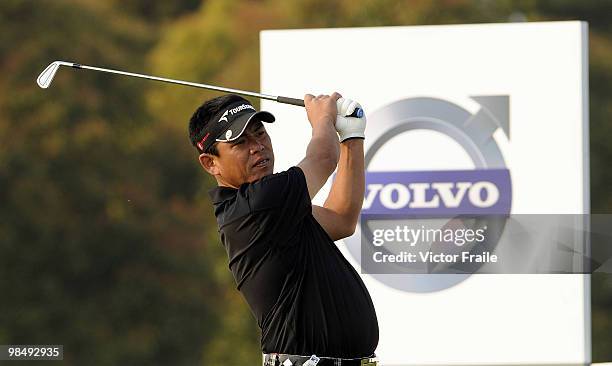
[0,1,223,364]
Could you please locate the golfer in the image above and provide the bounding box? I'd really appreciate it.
[189,92,379,366]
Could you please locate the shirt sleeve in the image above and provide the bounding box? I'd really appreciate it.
[244,166,311,239]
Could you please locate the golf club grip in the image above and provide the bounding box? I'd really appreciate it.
[277,95,364,118]
[277,96,305,107]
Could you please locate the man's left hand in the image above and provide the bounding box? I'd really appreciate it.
[335,97,366,142]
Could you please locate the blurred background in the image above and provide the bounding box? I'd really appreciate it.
[1,0,611,364]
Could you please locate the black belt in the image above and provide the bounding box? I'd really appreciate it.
[263,353,378,366]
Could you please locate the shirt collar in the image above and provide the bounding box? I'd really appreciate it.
[208,185,238,204]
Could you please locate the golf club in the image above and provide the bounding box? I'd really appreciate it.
[36,61,364,117]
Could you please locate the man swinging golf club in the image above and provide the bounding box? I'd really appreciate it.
[189,92,379,366]
[37,61,377,364]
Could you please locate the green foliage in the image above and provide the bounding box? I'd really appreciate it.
[105,0,201,24]
[1,0,611,364]
[0,1,222,365]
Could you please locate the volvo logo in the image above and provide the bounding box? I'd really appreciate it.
[344,96,512,292]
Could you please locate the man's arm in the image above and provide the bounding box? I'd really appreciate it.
[312,139,364,240]
[297,93,341,199]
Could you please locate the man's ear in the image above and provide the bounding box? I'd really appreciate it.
[199,153,220,175]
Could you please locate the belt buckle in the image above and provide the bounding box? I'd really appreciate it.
[266,353,279,366]
[360,359,377,366]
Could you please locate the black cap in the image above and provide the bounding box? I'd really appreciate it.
[195,101,275,153]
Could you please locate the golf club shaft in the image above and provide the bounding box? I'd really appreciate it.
[39,61,363,116]
[71,63,282,103]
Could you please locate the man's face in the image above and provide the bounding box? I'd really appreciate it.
[201,120,275,188]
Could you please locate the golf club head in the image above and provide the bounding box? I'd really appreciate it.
[37,61,73,89]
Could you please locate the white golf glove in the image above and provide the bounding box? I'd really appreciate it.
[335,97,366,142]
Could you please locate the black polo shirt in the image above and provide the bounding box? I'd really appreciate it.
[208,166,378,358]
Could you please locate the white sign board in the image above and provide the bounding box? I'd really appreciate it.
[261,22,589,365]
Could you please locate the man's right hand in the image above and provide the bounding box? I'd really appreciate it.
[298,92,342,199]
[304,92,342,130]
